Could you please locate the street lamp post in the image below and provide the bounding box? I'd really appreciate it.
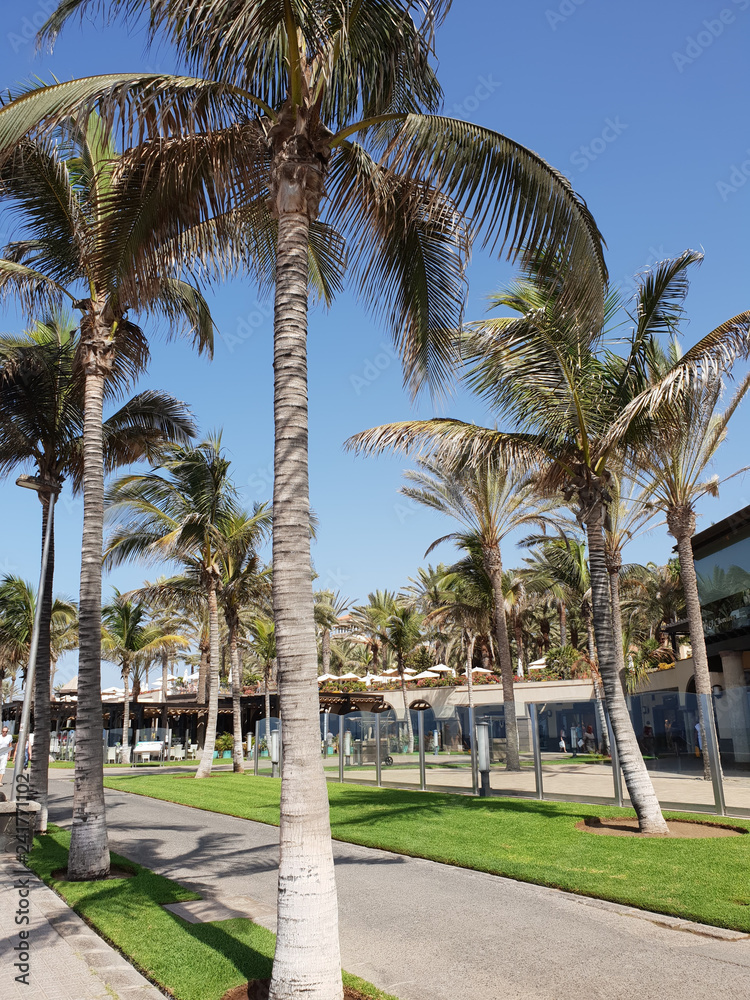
[10,475,61,802]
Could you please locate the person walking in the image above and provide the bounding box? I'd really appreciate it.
[582,725,597,755]
[0,726,13,785]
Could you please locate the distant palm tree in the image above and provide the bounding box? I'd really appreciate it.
[349,591,399,679]
[217,507,273,771]
[314,590,351,676]
[104,437,240,780]
[247,616,277,740]
[101,590,188,763]
[383,605,425,753]
[0,314,196,824]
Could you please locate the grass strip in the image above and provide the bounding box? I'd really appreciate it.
[103,772,750,932]
[27,826,398,1000]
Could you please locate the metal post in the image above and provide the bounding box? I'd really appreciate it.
[604,706,623,807]
[11,491,56,801]
[375,713,382,787]
[468,706,478,795]
[700,692,726,816]
[417,711,426,791]
[528,704,543,800]
[253,721,259,776]
[339,719,345,782]
[476,722,491,797]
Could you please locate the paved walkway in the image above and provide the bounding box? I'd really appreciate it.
[0,847,165,999]
[39,771,750,1000]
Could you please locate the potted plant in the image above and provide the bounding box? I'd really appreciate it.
[215,732,234,758]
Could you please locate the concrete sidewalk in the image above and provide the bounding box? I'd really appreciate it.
[44,771,750,1000]
[0,850,165,999]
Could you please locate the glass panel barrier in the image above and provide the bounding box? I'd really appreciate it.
[532,700,615,804]
[340,711,379,785]
[424,711,475,795]
[625,691,720,813]
[713,686,750,815]
[254,717,280,776]
[320,711,342,780]
[474,704,537,797]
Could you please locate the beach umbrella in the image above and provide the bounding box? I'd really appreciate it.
[429,664,452,673]
[338,672,362,680]
[317,673,337,682]
[411,670,439,679]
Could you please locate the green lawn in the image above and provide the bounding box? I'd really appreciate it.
[103,771,750,932]
[27,827,397,1000]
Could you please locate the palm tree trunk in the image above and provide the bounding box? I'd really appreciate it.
[161,651,169,731]
[559,603,567,647]
[322,628,331,674]
[669,510,714,781]
[198,633,209,703]
[30,493,54,834]
[195,579,221,779]
[67,358,110,880]
[229,625,244,773]
[121,665,131,764]
[483,544,521,771]
[268,201,342,1000]
[265,663,272,737]
[465,633,475,713]
[398,654,415,753]
[608,561,627,689]
[583,495,667,833]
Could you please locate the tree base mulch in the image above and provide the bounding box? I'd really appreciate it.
[51,865,136,881]
[576,816,747,838]
[221,982,372,1000]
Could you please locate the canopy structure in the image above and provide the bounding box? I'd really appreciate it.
[430,664,453,673]
[337,672,362,680]
[58,676,78,694]
[317,673,337,682]
[529,658,547,671]
[411,670,439,680]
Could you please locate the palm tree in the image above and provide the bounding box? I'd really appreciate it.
[247,616,277,740]
[314,590,350,676]
[217,507,273,771]
[349,591,398,678]
[347,251,750,832]
[0,314,195,831]
[104,437,240,780]
[393,455,557,769]
[12,4,610,985]
[383,605,425,753]
[101,590,187,763]
[634,341,750,777]
[0,574,76,828]
[0,109,213,878]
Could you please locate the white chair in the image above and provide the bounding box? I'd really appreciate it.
[170,746,185,761]
[106,747,117,764]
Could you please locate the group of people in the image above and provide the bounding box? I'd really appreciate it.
[558,724,598,756]
[0,725,33,785]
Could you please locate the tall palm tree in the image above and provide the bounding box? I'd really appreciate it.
[0,111,213,879]
[0,314,196,831]
[393,455,557,769]
[104,437,240,780]
[347,251,750,833]
[218,507,273,772]
[349,591,398,678]
[634,341,750,777]
[101,590,187,763]
[10,5,610,987]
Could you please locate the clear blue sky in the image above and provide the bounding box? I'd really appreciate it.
[2,1,749,687]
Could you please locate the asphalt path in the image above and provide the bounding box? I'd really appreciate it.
[47,773,750,1000]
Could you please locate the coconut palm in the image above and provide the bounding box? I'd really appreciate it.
[314,590,350,676]
[390,455,558,769]
[382,605,425,753]
[11,5,610,985]
[104,437,240,780]
[217,507,273,771]
[349,591,398,678]
[633,341,750,777]
[0,109,213,878]
[0,314,196,827]
[347,251,750,832]
[101,590,187,763]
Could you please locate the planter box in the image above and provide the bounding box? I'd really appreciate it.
[222,751,232,758]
